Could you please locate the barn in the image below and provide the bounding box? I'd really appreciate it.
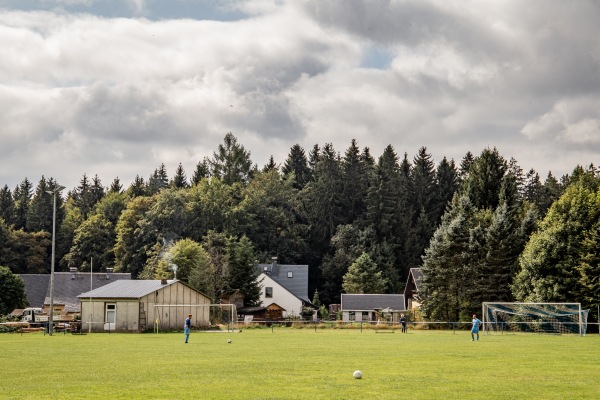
[78,279,210,332]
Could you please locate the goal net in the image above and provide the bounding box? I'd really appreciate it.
[482,302,588,336]
[153,304,238,333]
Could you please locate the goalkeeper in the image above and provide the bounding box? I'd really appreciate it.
[471,314,482,341]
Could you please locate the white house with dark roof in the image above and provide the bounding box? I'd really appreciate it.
[18,269,131,316]
[340,294,406,323]
[255,259,313,319]
[78,279,210,332]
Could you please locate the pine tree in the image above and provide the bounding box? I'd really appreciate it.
[340,139,371,224]
[282,144,311,189]
[463,148,507,210]
[109,177,123,194]
[26,176,53,232]
[12,178,32,230]
[210,133,253,185]
[171,163,189,189]
[72,174,97,220]
[342,252,386,294]
[458,151,475,182]
[420,195,478,321]
[435,157,459,221]
[191,158,211,186]
[263,155,278,173]
[127,175,146,198]
[224,235,260,306]
[0,185,14,225]
[148,163,169,194]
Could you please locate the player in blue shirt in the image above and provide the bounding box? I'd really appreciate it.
[471,314,482,341]
[184,314,192,343]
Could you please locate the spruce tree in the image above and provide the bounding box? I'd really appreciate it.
[171,163,189,189]
[191,158,211,185]
[109,177,123,194]
[342,252,386,294]
[26,176,53,233]
[210,132,253,185]
[282,144,311,189]
[0,185,14,225]
[12,178,32,230]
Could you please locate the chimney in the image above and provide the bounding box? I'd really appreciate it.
[271,256,278,266]
[105,267,113,279]
[161,278,168,285]
[70,267,77,279]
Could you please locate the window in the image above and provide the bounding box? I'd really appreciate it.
[265,287,273,298]
[287,271,293,278]
[349,311,356,321]
[105,303,116,323]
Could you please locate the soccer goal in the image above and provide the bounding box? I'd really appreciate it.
[482,302,588,336]
[153,303,239,333]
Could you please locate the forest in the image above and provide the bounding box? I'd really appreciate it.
[1,133,599,321]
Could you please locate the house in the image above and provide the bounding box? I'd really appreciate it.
[19,268,131,317]
[254,259,313,319]
[403,268,423,311]
[340,294,406,323]
[78,279,211,332]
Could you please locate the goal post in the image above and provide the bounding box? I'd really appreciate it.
[482,302,588,336]
[153,303,238,333]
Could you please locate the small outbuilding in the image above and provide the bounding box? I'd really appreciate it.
[340,294,406,323]
[78,279,210,332]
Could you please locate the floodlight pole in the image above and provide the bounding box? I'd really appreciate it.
[46,185,65,336]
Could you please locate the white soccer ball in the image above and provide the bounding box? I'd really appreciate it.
[353,370,362,379]
[227,339,232,343]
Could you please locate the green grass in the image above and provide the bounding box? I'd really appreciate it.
[1,329,598,399]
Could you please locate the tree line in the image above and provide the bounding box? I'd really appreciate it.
[1,132,598,320]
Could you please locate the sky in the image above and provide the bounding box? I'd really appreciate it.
[1,0,599,192]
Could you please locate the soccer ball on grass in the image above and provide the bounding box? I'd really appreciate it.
[353,370,362,379]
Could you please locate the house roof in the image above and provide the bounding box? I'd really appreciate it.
[341,294,406,311]
[19,272,131,312]
[19,274,50,309]
[409,268,423,290]
[257,262,309,302]
[78,279,178,299]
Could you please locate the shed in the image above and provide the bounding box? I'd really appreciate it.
[340,294,406,323]
[78,279,210,332]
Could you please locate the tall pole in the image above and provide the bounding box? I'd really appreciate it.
[47,185,65,336]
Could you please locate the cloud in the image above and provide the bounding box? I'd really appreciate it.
[522,97,600,146]
[1,0,600,190]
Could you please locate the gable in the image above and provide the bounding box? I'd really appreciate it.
[257,263,309,302]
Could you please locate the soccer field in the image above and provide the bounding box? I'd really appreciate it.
[1,329,598,399]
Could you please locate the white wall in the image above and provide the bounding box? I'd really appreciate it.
[258,273,303,318]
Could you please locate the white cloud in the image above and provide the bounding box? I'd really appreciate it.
[1,0,600,190]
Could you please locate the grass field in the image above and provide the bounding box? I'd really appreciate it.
[1,328,598,399]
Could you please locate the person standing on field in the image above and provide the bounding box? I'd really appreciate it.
[184,314,192,343]
[400,314,407,333]
[471,314,482,341]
